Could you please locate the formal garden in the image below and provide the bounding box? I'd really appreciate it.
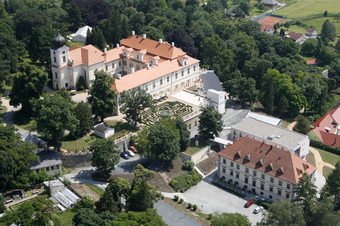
[140,101,193,125]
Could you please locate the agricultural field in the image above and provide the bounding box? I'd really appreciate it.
[277,0,340,19]
[301,17,340,35]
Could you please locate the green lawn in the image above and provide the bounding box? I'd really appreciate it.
[286,25,307,34]
[61,134,98,152]
[105,120,135,133]
[306,151,316,167]
[277,0,340,19]
[318,149,340,166]
[184,143,208,155]
[301,16,340,35]
[86,184,105,196]
[12,110,37,131]
[51,209,76,225]
[323,166,334,177]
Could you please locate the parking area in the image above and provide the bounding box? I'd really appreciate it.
[184,174,264,225]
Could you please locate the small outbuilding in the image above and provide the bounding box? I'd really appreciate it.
[69,25,92,43]
[93,123,115,138]
[261,0,278,8]
[30,150,63,176]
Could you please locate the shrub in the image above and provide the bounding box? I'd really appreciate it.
[183,160,195,172]
[77,76,86,91]
[193,204,197,211]
[208,213,213,220]
[187,203,192,209]
[161,195,164,200]
[174,195,179,202]
[169,170,202,192]
[179,198,183,203]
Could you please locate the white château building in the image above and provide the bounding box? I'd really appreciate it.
[50,31,200,101]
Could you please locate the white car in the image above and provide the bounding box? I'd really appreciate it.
[253,206,264,214]
[126,150,135,157]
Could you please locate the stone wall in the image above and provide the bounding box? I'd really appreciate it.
[58,151,93,168]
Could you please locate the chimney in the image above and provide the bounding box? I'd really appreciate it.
[171,42,175,47]
[132,31,135,35]
[143,34,146,39]
[159,39,163,44]
[104,48,107,54]
[147,63,150,69]
[116,44,119,49]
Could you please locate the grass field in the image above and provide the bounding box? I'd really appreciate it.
[306,151,316,167]
[277,0,340,19]
[86,184,105,196]
[286,25,308,34]
[323,166,334,177]
[301,17,340,35]
[317,149,340,166]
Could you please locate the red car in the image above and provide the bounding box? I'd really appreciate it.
[129,146,137,153]
[244,200,255,208]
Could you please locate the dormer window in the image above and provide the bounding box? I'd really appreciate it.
[63,56,66,63]
[235,151,241,159]
[244,154,250,161]
[257,159,263,166]
[277,167,284,174]
[267,163,273,171]
[54,57,56,63]
[137,55,140,60]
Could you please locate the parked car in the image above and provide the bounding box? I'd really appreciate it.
[126,150,135,157]
[120,152,130,159]
[244,200,255,208]
[253,206,264,214]
[129,146,137,153]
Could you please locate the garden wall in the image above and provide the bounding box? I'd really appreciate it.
[58,151,93,168]
[180,146,210,164]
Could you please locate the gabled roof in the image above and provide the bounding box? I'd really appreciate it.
[94,123,114,133]
[71,25,92,38]
[320,131,340,147]
[287,32,303,41]
[120,35,186,60]
[31,151,63,170]
[261,0,278,4]
[305,58,318,65]
[200,70,224,92]
[218,137,316,184]
[69,45,105,67]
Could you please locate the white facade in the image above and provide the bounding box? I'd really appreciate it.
[69,25,92,43]
[207,89,226,114]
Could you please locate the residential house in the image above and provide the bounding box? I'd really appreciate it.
[261,0,279,8]
[69,25,92,43]
[261,25,275,35]
[308,107,340,147]
[30,150,63,176]
[231,117,310,160]
[217,137,316,201]
[50,31,200,107]
[286,31,305,44]
[93,123,115,138]
[305,58,318,65]
[306,28,318,38]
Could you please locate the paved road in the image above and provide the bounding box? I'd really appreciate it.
[154,200,201,226]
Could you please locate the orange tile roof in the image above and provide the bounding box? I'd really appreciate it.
[218,137,316,184]
[114,56,200,93]
[306,58,318,65]
[120,35,186,60]
[320,131,340,147]
[69,45,105,67]
[104,48,121,63]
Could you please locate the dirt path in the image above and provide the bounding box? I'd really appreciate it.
[287,121,335,175]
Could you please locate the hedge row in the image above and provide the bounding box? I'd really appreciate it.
[212,181,246,198]
[310,140,340,156]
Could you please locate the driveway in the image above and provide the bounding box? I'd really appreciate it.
[183,173,263,225]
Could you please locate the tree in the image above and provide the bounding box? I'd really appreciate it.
[75,194,95,210]
[326,161,340,205]
[66,3,84,32]
[321,20,336,41]
[165,29,198,58]
[175,118,190,152]
[0,195,5,214]
[261,200,306,226]
[336,39,340,52]
[120,86,153,129]
[211,212,250,226]
[139,25,165,41]
[293,115,311,135]
[318,46,335,65]
[324,10,328,17]
[9,62,48,113]
[131,127,151,158]
[128,12,145,33]
[76,76,86,90]
[300,38,318,56]
[198,106,223,140]
[73,208,111,226]
[72,101,92,138]
[126,180,157,212]
[310,197,340,226]
[88,70,116,122]
[148,123,180,161]
[224,77,259,106]
[35,92,78,150]
[71,0,111,26]
[293,173,317,222]
[90,139,120,177]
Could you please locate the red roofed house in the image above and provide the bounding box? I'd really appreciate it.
[286,31,305,44]
[217,137,316,201]
[305,58,318,65]
[308,107,340,147]
[50,31,200,103]
[306,28,318,38]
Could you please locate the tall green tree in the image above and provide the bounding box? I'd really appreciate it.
[111,209,166,225]
[10,62,48,113]
[326,161,340,206]
[90,139,120,177]
[293,115,311,135]
[310,197,340,226]
[175,118,190,152]
[72,101,92,138]
[198,106,223,140]
[120,87,153,129]
[211,212,250,226]
[35,91,78,150]
[148,123,180,161]
[131,127,151,158]
[224,77,259,106]
[0,195,5,214]
[88,70,116,122]
[66,3,84,32]
[321,19,336,41]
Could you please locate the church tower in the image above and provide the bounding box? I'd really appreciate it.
[50,31,69,90]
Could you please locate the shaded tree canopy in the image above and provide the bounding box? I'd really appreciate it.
[71,0,111,26]
[198,106,223,140]
[166,29,198,58]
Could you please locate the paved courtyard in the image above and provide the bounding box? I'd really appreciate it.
[183,173,264,225]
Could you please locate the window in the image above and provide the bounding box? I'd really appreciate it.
[252,180,256,187]
[106,65,108,71]
[137,55,140,60]
[230,162,234,167]
[160,79,163,85]
[146,86,148,91]
[245,177,248,184]
[278,189,282,196]
[54,57,56,63]
[261,174,265,179]
[233,130,236,135]
[230,170,234,176]
[240,133,242,137]
[270,177,274,183]
[194,66,196,71]
[123,61,127,66]
[195,121,197,126]
[181,82,184,87]
[253,170,257,176]
[182,71,184,77]
[46,167,50,171]
[53,51,55,55]
[63,51,65,54]
[222,168,226,173]
[236,173,239,179]
[286,192,290,199]
[55,72,58,79]
[269,186,273,192]
[167,76,169,82]
[63,56,66,62]
[136,65,140,70]
[119,61,121,66]
[236,164,240,169]
[153,82,155,88]
[279,180,282,186]
[175,73,178,79]
[188,124,191,129]
[51,166,54,170]
[130,62,133,68]
[56,165,59,170]
[223,159,226,164]
[260,191,263,195]
[269,195,272,199]
[245,167,249,173]
[287,184,291,189]
[261,183,264,190]
[65,83,68,88]
[187,68,190,74]
[175,85,178,90]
